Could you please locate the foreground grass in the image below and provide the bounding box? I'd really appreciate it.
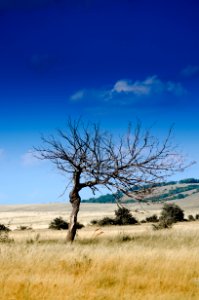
[0,226,199,300]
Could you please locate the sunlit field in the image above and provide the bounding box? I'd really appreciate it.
[1,198,199,230]
[1,223,199,300]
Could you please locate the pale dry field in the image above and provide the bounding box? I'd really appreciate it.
[0,224,199,300]
[0,195,199,230]
[0,201,199,299]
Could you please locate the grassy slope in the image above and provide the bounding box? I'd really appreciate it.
[122,183,199,202]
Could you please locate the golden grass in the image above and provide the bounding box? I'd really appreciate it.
[1,225,199,300]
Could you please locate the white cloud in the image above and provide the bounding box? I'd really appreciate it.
[70,90,85,101]
[112,76,164,96]
[21,150,38,166]
[69,75,186,104]
[70,88,109,102]
[181,65,199,77]
[113,80,150,95]
[112,75,185,97]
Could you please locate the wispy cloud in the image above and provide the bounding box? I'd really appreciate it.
[70,75,186,104]
[70,88,108,102]
[21,150,38,166]
[111,76,164,96]
[111,76,185,97]
[181,65,199,77]
[70,90,85,101]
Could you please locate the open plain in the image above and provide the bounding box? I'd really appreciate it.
[0,200,199,300]
[1,189,199,230]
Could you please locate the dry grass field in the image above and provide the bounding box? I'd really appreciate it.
[0,189,199,229]
[0,224,199,300]
[0,200,199,300]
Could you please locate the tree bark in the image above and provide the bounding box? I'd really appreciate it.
[66,188,81,242]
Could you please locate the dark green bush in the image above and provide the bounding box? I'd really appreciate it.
[114,206,138,225]
[0,224,10,232]
[160,203,184,223]
[90,219,98,225]
[152,203,184,231]
[18,225,32,231]
[195,214,199,220]
[0,225,13,243]
[49,217,68,230]
[76,223,84,229]
[97,217,116,226]
[140,219,147,223]
[90,206,138,226]
[188,215,195,221]
[145,214,159,223]
[49,217,84,230]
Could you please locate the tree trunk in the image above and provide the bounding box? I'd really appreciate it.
[66,188,81,242]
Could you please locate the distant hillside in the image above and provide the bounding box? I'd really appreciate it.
[82,178,199,204]
[82,194,116,203]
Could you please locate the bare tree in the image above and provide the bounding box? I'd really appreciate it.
[35,119,188,242]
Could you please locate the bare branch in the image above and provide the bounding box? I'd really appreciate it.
[34,119,193,241]
[34,119,191,197]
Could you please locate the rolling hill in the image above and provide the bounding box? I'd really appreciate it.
[82,178,199,204]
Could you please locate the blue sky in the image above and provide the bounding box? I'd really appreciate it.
[0,0,199,204]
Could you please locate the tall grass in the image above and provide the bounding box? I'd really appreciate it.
[0,227,199,299]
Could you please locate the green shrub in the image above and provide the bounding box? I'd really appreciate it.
[195,214,199,220]
[152,203,184,231]
[188,215,195,221]
[0,224,10,232]
[114,206,138,225]
[152,218,173,230]
[160,203,184,223]
[90,206,138,226]
[140,219,147,223]
[97,217,116,226]
[18,225,32,231]
[145,214,159,223]
[76,223,84,229]
[90,219,98,225]
[49,217,68,230]
[49,217,84,230]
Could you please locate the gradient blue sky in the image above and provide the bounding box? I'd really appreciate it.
[0,0,199,204]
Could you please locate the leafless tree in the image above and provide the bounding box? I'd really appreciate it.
[34,119,188,242]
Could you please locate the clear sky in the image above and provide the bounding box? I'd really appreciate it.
[0,0,199,204]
